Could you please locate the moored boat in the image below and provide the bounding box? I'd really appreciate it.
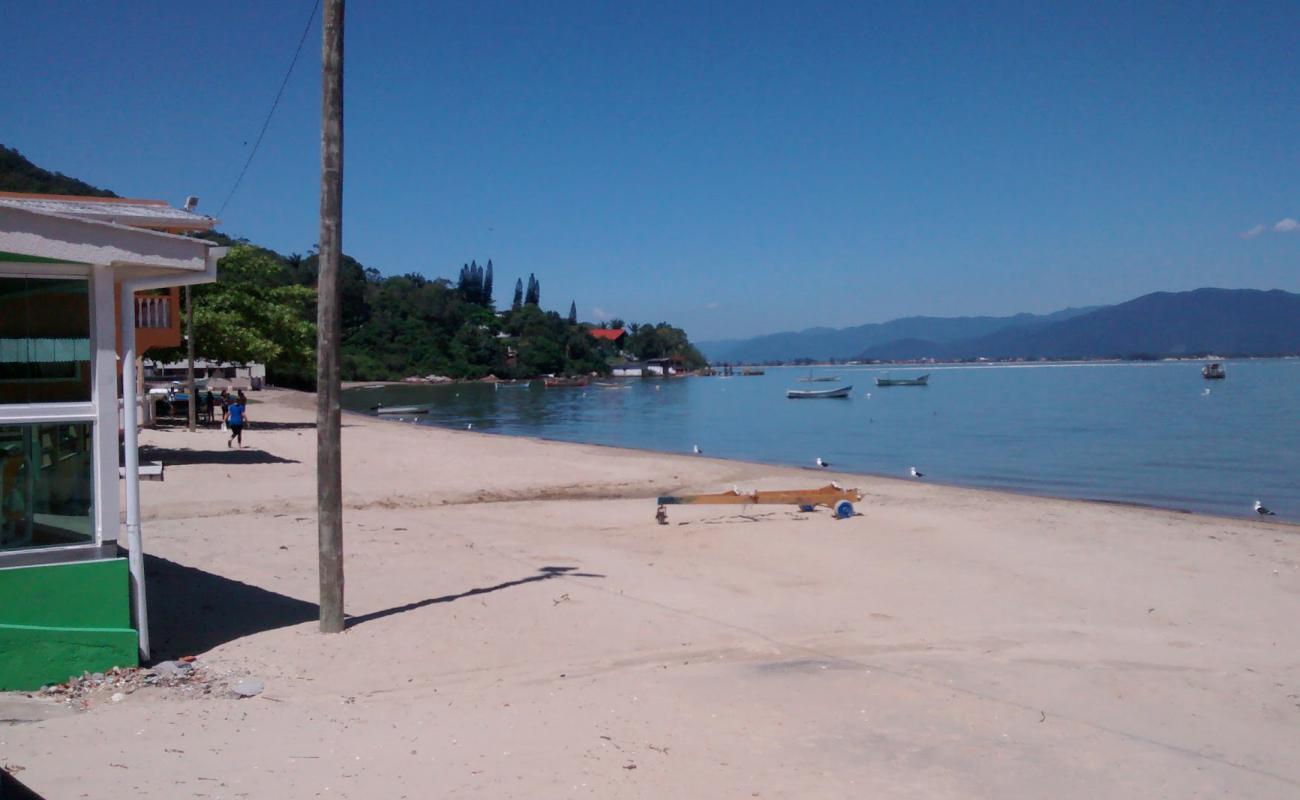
[543,376,589,388]
[1202,362,1226,380]
[875,374,929,387]
[786,385,853,399]
[740,368,765,376]
[374,404,429,415]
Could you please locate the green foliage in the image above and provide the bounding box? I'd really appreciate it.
[624,322,707,369]
[161,244,705,381]
[153,245,317,385]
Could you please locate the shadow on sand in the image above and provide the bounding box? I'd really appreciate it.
[0,768,45,800]
[138,445,299,466]
[145,554,318,661]
[345,565,605,629]
[234,420,325,431]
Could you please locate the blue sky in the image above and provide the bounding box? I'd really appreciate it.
[3,1,1296,340]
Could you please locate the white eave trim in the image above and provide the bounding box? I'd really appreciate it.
[0,204,217,274]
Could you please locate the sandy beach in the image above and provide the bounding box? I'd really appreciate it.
[5,387,1298,798]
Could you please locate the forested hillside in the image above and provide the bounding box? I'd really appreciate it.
[0,145,706,384]
[0,145,117,197]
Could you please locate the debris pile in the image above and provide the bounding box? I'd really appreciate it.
[36,657,216,708]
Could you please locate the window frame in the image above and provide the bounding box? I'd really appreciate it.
[0,268,104,561]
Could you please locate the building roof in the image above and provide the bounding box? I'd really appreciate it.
[0,192,216,233]
[588,328,627,341]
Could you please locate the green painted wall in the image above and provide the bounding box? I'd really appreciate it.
[0,558,137,690]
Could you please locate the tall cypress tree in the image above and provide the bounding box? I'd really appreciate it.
[568,300,577,324]
[525,273,539,306]
[484,260,494,307]
[512,278,523,310]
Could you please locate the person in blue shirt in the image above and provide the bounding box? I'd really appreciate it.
[226,393,248,448]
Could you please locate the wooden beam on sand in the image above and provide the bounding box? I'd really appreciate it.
[657,484,863,508]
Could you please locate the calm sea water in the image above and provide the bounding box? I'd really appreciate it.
[342,360,1300,522]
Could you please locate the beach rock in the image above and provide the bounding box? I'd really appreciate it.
[151,660,192,679]
[111,692,125,703]
[232,679,264,698]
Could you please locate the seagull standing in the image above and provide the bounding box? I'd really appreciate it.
[692,444,702,455]
[816,457,830,469]
[466,423,473,430]
[1255,500,1276,516]
[910,466,924,478]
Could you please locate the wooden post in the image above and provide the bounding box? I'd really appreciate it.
[186,286,196,431]
[317,0,346,633]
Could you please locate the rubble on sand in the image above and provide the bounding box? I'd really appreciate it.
[35,657,217,709]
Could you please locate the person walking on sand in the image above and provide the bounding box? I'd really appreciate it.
[219,389,231,428]
[226,393,247,448]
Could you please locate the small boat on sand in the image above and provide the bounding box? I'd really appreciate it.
[787,385,852,399]
[875,374,929,387]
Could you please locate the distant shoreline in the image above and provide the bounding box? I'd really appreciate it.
[716,354,1299,369]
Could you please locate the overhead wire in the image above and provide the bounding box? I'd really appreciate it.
[215,0,322,219]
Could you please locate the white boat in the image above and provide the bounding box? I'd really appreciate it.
[374,405,428,415]
[786,385,852,399]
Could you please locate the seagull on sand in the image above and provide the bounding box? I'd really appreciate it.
[693,444,702,455]
[816,457,830,468]
[466,423,473,430]
[1255,500,1276,516]
[910,466,924,478]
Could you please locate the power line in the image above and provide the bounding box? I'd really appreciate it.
[216,0,322,219]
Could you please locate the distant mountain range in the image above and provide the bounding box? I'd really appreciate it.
[700,289,1300,363]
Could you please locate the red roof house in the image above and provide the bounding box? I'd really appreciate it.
[588,328,627,346]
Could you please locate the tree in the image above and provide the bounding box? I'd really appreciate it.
[525,273,540,306]
[180,245,317,382]
[512,278,524,310]
[483,260,494,308]
[568,300,577,324]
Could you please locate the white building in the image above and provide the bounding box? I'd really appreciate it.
[0,192,223,688]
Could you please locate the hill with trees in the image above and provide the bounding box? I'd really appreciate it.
[0,145,117,197]
[0,145,706,384]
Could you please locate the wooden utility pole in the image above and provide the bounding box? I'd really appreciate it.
[317,0,345,633]
[185,286,196,431]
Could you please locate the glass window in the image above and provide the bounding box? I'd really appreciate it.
[0,421,95,550]
[0,276,92,404]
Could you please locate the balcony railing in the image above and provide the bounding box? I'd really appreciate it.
[135,295,172,330]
